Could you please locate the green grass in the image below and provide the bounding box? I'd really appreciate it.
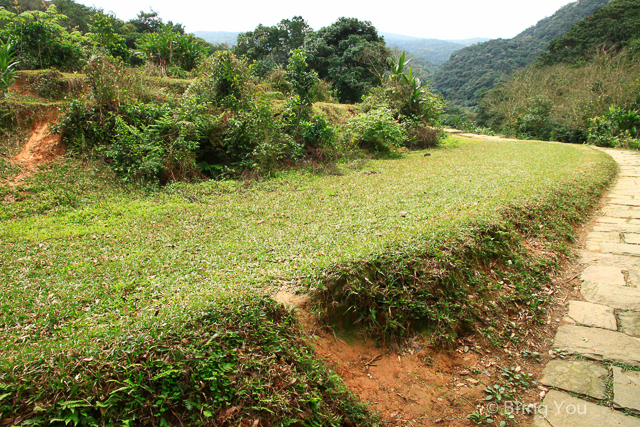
[0,137,616,424]
[0,139,614,357]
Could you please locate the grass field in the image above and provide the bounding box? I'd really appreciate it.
[0,137,617,425]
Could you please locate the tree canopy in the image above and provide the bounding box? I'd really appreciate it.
[233,16,311,75]
[540,0,640,65]
[304,17,389,103]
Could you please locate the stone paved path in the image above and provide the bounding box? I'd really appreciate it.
[534,148,640,426]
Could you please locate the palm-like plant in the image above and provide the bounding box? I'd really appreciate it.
[0,39,18,95]
[388,51,441,121]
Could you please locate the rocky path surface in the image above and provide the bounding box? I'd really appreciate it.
[535,148,640,426]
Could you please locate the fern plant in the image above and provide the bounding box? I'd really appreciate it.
[0,39,18,95]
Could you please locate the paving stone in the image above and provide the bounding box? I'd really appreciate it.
[586,241,602,252]
[540,359,608,399]
[604,209,640,220]
[613,367,640,413]
[581,265,626,286]
[579,250,640,269]
[610,200,640,207]
[620,311,640,337]
[628,270,640,287]
[534,390,640,426]
[626,234,640,245]
[599,242,640,257]
[553,325,640,366]
[594,224,640,234]
[581,282,640,311]
[566,301,617,330]
[587,231,622,243]
[598,216,630,225]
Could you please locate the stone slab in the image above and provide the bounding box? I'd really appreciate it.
[579,250,640,270]
[626,234,640,245]
[609,200,640,207]
[594,225,640,234]
[586,241,602,252]
[587,231,623,243]
[603,210,640,220]
[567,301,617,330]
[620,311,640,337]
[613,367,640,413]
[581,265,627,286]
[581,282,640,311]
[540,359,608,399]
[598,216,630,225]
[599,243,640,257]
[534,390,640,427]
[553,325,640,366]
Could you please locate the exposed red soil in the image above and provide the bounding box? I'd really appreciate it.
[4,114,64,186]
[275,242,586,427]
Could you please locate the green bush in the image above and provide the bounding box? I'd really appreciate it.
[191,51,254,110]
[0,38,17,95]
[303,114,336,149]
[346,107,406,157]
[588,106,640,148]
[286,49,318,106]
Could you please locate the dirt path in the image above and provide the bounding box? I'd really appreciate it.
[445,128,524,142]
[4,116,64,186]
[534,148,640,427]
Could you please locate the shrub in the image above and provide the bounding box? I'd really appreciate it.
[191,51,254,110]
[0,38,17,95]
[302,114,336,149]
[285,49,318,106]
[346,107,406,157]
[588,106,640,148]
[404,120,443,149]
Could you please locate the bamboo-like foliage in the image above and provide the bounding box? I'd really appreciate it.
[0,39,18,95]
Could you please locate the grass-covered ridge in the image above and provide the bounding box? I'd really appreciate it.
[1,138,616,424]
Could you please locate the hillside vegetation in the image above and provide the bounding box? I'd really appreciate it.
[433,0,609,106]
[478,0,640,147]
[540,0,640,65]
[0,0,623,425]
[1,137,616,425]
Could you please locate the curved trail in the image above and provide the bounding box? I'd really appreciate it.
[535,148,640,427]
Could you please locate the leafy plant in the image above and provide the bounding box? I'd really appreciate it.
[500,366,534,388]
[345,107,406,157]
[0,38,18,95]
[484,384,513,403]
[467,410,493,425]
[286,49,318,106]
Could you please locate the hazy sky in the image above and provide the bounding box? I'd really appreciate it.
[75,0,578,40]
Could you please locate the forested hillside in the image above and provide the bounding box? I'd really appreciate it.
[433,0,609,106]
[477,0,640,147]
[540,0,640,65]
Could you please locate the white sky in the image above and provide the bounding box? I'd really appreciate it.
[75,0,577,40]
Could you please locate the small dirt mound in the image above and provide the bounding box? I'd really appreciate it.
[7,115,64,185]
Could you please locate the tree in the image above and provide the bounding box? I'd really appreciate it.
[0,5,86,70]
[88,12,129,61]
[135,24,207,71]
[303,17,389,103]
[233,16,312,75]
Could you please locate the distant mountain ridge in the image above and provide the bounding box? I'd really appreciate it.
[193,31,240,46]
[433,0,610,107]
